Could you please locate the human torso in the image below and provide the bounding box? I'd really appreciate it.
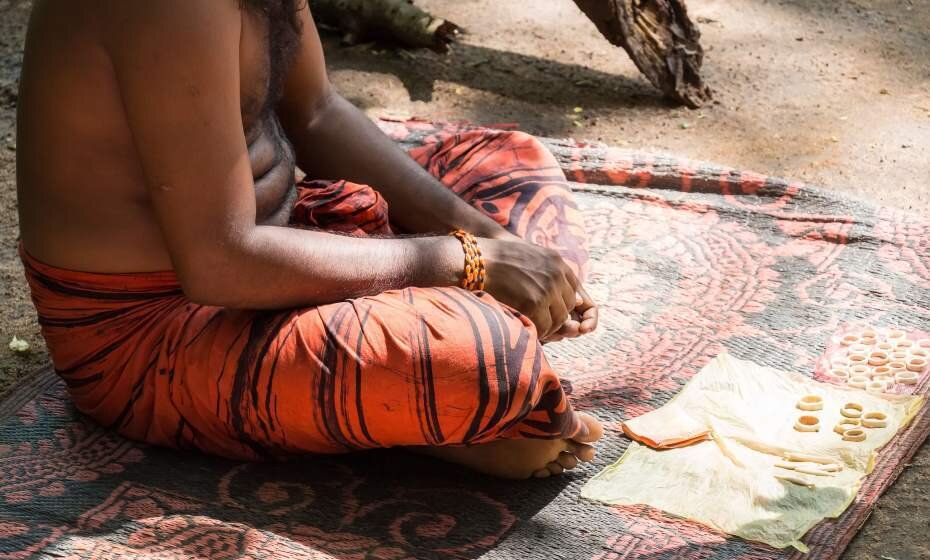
[16,1,296,272]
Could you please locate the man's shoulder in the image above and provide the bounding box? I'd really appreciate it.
[72,0,243,74]
[45,0,244,52]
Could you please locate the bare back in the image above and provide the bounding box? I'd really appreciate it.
[17,0,297,272]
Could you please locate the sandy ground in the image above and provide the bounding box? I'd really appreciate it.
[1,0,928,558]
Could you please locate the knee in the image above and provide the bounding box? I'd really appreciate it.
[496,129,541,150]
[356,288,541,390]
[496,130,557,163]
[427,290,541,384]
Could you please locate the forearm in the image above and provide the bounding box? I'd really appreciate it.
[182,225,461,309]
[284,92,510,238]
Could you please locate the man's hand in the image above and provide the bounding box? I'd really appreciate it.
[481,238,598,341]
[542,286,598,343]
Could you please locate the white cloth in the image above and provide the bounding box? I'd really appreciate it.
[581,353,924,550]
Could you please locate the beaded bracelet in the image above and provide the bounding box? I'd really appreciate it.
[450,229,486,291]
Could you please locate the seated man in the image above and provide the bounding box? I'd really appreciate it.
[15,0,602,479]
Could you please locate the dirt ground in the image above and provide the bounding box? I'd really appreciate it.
[1,0,928,558]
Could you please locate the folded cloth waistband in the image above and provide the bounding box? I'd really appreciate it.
[19,243,183,293]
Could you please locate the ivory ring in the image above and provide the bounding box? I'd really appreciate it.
[891,351,909,361]
[794,415,820,432]
[862,412,888,429]
[848,354,868,365]
[888,361,908,372]
[872,376,893,387]
[842,428,867,442]
[876,342,894,352]
[796,395,824,411]
[896,339,914,350]
[917,338,930,349]
[848,376,869,389]
[871,365,892,378]
[866,380,888,394]
[895,371,919,385]
[868,351,889,366]
[849,344,870,355]
[850,365,870,376]
[827,368,850,381]
[910,348,928,359]
[841,334,859,346]
[886,330,906,341]
[833,418,860,435]
[907,357,927,373]
[841,403,864,418]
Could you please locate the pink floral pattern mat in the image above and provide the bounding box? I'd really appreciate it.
[0,121,927,559]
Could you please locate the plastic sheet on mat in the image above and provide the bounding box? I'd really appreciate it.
[581,353,924,551]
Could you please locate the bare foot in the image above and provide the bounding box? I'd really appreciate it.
[411,412,604,479]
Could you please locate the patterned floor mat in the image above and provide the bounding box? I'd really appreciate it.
[0,121,928,559]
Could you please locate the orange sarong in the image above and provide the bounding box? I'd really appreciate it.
[20,129,590,460]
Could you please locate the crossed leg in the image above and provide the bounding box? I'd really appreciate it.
[23,129,602,479]
[284,128,602,477]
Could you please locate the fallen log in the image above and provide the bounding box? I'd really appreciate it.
[572,0,711,107]
[309,0,710,107]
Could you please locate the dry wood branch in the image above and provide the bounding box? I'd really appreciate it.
[572,0,711,108]
[308,0,461,52]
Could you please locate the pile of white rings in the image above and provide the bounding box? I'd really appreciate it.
[825,329,929,393]
[791,395,887,444]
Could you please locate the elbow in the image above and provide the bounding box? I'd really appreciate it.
[291,84,341,138]
[179,277,233,308]
[173,248,246,308]
[314,85,340,124]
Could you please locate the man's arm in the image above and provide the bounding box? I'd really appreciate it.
[275,4,513,239]
[106,0,463,309]
[105,0,584,339]
[272,2,597,338]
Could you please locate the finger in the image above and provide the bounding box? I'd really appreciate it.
[547,462,564,476]
[560,278,576,316]
[541,333,563,343]
[563,262,581,290]
[533,313,553,340]
[542,319,579,343]
[554,319,581,339]
[576,286,599,334]
[533,468,551,478]
[580,305,598,334]
[547,300,569,339]
[542,331,565,343]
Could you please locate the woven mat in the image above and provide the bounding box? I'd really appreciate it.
[1,122,928,559]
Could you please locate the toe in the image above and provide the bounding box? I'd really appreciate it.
[568,441,596,462]
[547,462,564,476]
[571,412,604,444]
[557,451,578,470]
[533,468,551,478]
